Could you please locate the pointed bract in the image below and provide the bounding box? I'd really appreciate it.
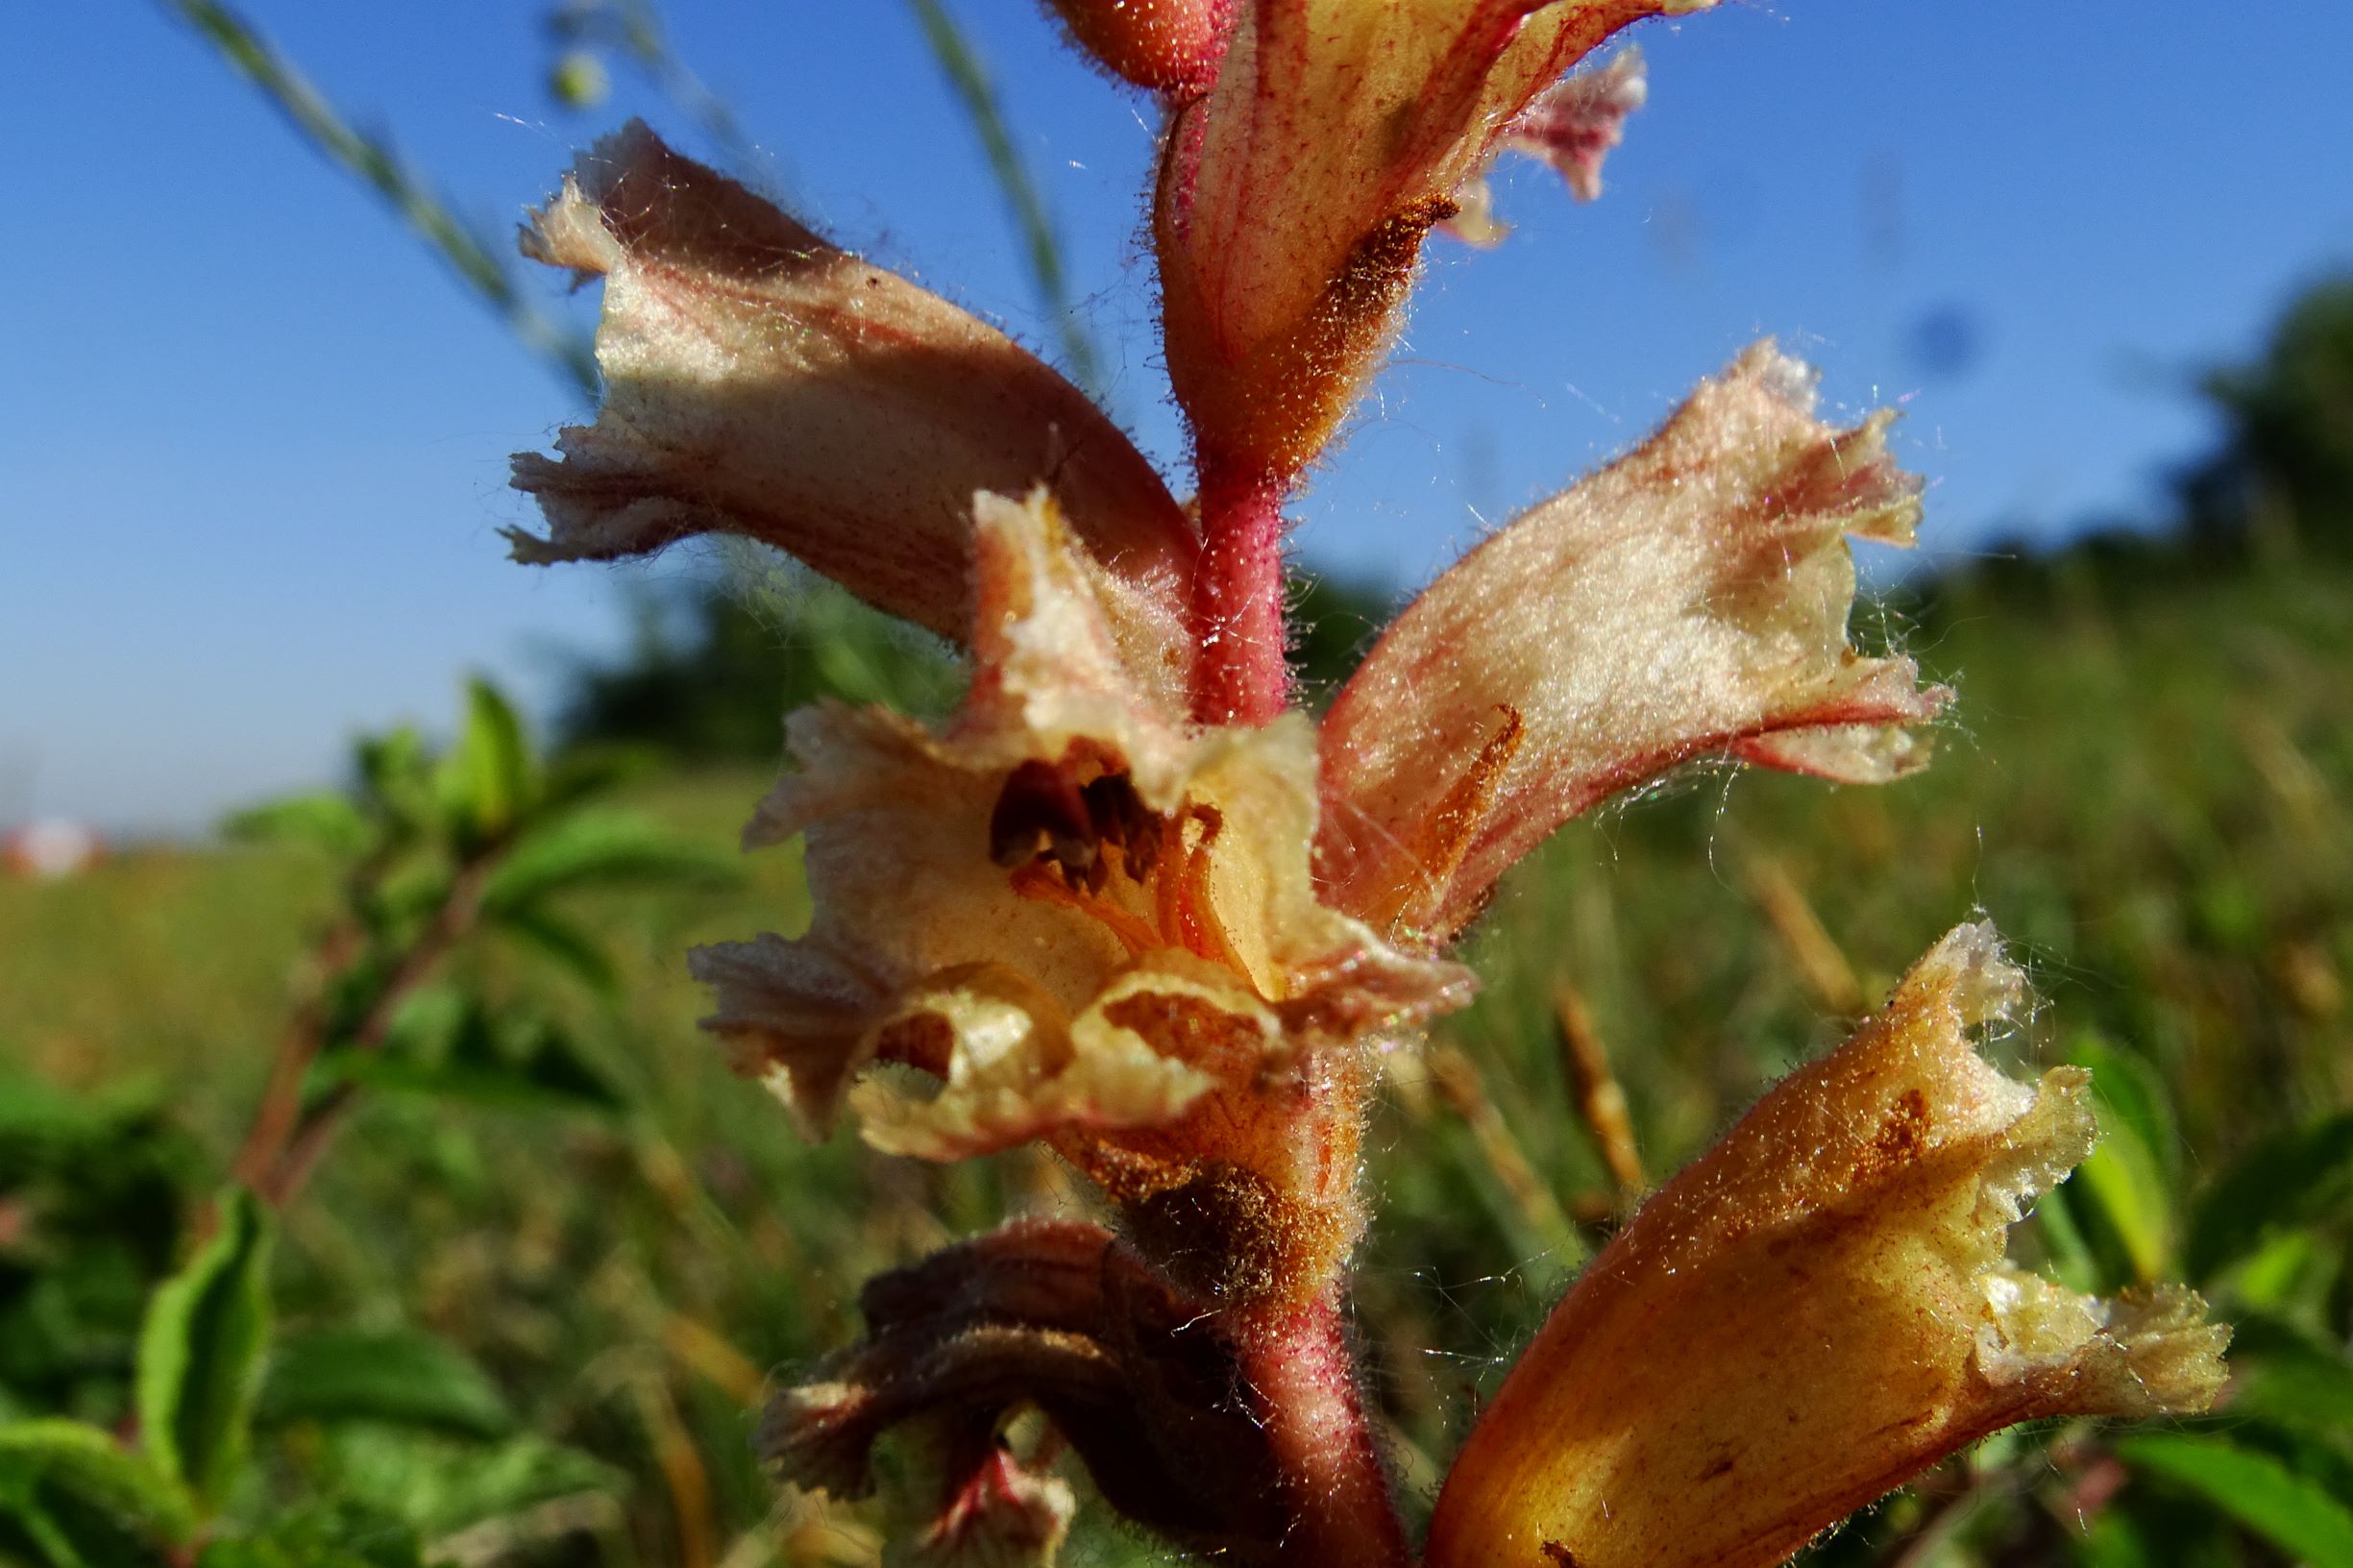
[1445,46,1649,246]
[1426,924,2229,1568]
[507,123,1194,649]
[1316,343,1946,944]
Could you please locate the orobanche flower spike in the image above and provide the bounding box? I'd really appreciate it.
[512,5,2224,1564]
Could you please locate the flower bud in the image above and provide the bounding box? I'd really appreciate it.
[1154,1,1709,478]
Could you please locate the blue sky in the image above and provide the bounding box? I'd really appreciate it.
[8,3,2352,830]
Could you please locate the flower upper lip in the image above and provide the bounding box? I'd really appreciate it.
[505,120,1196,649]
[1151,0,1717,480]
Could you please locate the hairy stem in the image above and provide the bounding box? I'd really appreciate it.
[1189,459,1292,725]
[229,921,360,1194]
[256,855,495,1209]
[1230,1291,1410,1568]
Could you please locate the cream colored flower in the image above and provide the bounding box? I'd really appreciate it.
[695,486,1469,1295]
[1425,923,2229,1568]
[506,123,1196,649]
[1316,343,1945,944]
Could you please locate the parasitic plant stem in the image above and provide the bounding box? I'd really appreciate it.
[1231,1290,1411,1568]
[1189,457,1292,726]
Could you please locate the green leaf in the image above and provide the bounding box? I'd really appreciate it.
[0,1071,133,1164]
[2119,1433,2353,1567]
[354,727,434,840]
[2229,1229,2332,1311]
[0,1420,197,1560]
[2069,1034,2181,1181]
[2030,1182,2102,1295]
[339,1004,625,1116]
[478,808,737,916]
[2055,1037,2178,1286]
[434,678,536,845]
[195,1501,423,1568]
[258,1328,511,1438]
[0,1074,196,1420]
[311,1428,625,1540]
[221,793,371,860]
[2185,1111,2353,1282]
[488,906,619,996]
[536,744,662,815]
[2073,1112,2174,1286]
[2071,1506,2157,1568]
[2225,1319,2353,1450]
[135,1189,274,1510]
[363,859,454,941]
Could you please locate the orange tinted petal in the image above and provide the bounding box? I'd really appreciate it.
[1427,924,2228,1568]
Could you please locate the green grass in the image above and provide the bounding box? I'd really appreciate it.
[3,555,2348,1566]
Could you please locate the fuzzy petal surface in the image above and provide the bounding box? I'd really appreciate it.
[1425,923,2229,1568]
[1317,342,1946,943]
[508,123,1194,656]
[697,491,1468,1179]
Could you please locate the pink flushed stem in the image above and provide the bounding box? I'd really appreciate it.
[1232,1291,1412,1568]
[1189,458,1291,725]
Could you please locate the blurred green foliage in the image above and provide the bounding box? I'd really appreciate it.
[554,572,965,763]
[0,679,748,1567]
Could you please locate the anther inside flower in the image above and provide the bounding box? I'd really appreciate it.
[510,8,2226,1560]
[695,487,1472,1302]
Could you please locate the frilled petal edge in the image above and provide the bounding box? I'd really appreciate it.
[1317,341,1947,945]
[1426,922,2228,1568]
[507,122,1195,674]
